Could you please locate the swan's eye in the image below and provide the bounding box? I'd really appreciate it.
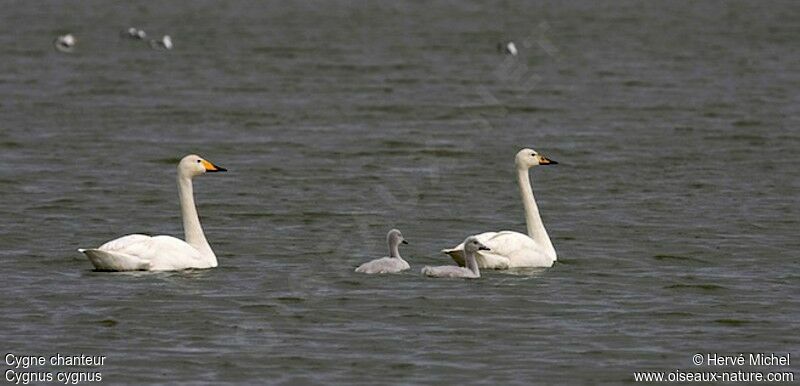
[197,160,202,163]
[531,153,536,157]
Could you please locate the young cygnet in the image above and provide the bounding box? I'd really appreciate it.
[355,229,410,274]
[422,236,488,279]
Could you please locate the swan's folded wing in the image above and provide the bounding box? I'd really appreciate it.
[481,231,553,268]
[481,231,538,256]
[98,234,151,252]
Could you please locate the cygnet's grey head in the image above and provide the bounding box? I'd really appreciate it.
[387,229,408,247]
[386,229,407,258]
[463,236,490,254]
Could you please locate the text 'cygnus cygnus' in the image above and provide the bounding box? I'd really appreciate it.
[79,154,226,271]
[423,237,488,279]
[355,229,410,274]
[443,148,558,269]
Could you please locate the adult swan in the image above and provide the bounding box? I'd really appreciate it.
[443,148,558,269]
[80,154,227,271]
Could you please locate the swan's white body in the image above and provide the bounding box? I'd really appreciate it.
[444,230,554,269]
[443,149,558,269]
[355,229,409,274]
[80,155,225,271]
[80,234,211,271]
[423,237,486,279]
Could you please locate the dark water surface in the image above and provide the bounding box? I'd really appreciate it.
[1,1,798,384]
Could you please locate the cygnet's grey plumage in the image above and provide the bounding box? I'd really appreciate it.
[422,236,488,279]
[355,229,410,274]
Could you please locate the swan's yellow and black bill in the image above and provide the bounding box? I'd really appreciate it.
[478,246,491,251]
[540,156,558,165]
[202,159,227,172]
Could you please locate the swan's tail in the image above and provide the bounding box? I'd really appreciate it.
[79,248,150,271]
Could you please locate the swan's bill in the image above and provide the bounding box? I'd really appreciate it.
[401,240,409,244]
[201,159,226,172]
[539,156,558,165]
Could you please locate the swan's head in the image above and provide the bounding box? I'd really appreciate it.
[515,148,558,169]
[387,229,408,247]
[178,154,226,178]
[463,236,490,253]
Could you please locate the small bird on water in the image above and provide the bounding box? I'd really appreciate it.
[498,41,518,56]
[121,27,147,40]
[53,33,76,53]
[150,35,173,50]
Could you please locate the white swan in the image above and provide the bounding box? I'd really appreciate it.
[150,35,173,50]
[443,148,558,269]
[355,229,410,274]
[498,41,518,56]
[423,237,488,279]
[79,154,226,271]
[53,34,76,53]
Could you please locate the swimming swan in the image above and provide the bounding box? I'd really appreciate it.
[498,41,518,56]
[443,148,558,269]
[150,35,173,50]
[79,154,226,271]
[423,237,488,279]
[53,34,76,53]
[355,229,410,274]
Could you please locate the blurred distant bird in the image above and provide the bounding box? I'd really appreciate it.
[53,33,76,53]
[121,27,147,40]
[150,35,173,50]
[498,41,518,56]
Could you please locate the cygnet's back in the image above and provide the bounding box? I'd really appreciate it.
[421,265,476,278]
[355,229,410,274]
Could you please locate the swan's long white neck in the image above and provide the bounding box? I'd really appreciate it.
[517,166,556,258]
[178,174,217,266]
